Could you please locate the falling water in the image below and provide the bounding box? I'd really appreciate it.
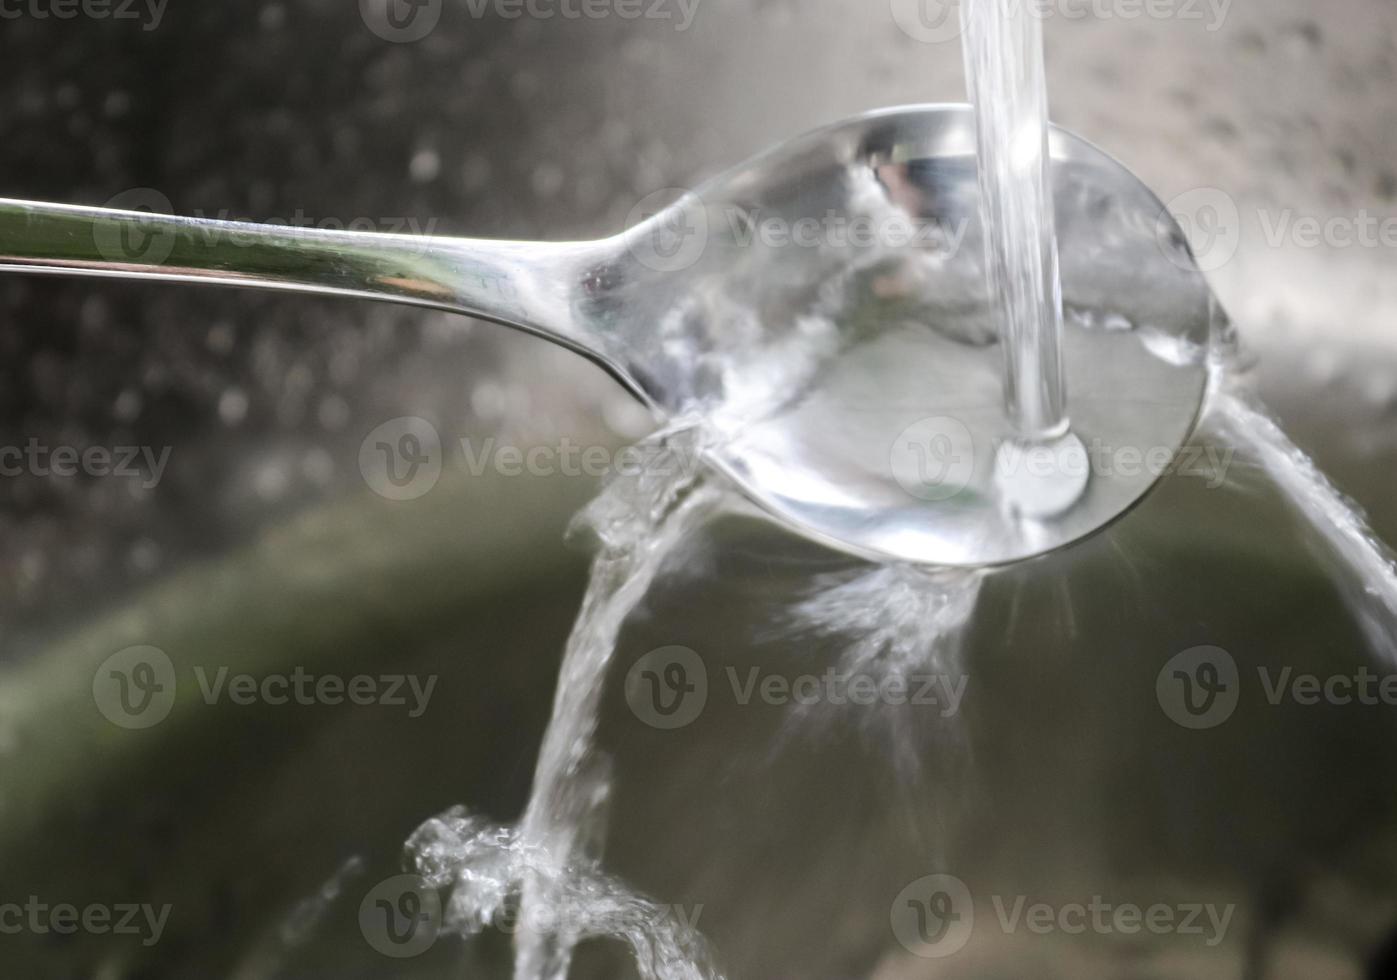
[960,0,1068,441]
[1204,369,1397,657]
[399,431,729,980]
[512,441,723,980]
[408,808,720,980]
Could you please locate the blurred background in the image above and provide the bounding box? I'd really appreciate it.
[2,0,1397,977]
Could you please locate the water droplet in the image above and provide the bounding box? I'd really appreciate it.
[127,538,161,574]
[254,460,290,501]
[219,387,250,426]
[409,149,441,185]
[103,91,131,119]
[206,321,236,355]
[114,388,143,423]
[472,381,506,421]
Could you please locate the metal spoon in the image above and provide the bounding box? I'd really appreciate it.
[0,104,1213,568]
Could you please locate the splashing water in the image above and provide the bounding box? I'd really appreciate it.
[397,429,729,980]
[1204,370,1397,658]
[408,808,720,980]
[770,565,984,778]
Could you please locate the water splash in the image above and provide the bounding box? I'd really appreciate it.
[407,808,720,980]
[1204,370,1397,659]
[768,564,984,777]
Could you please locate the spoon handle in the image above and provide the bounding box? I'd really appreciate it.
[0,197,605,354]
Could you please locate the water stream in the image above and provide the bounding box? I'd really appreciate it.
[960,0,1067,441]
[1203,368,1397,658]
[398,430,732,980]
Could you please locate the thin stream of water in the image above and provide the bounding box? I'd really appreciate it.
[960,0,1067,441]
[512,447,723,980]
[1204,371,1397,657]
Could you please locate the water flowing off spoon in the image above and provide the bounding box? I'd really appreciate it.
[0,105,1214,567]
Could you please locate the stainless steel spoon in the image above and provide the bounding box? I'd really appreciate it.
[0,104,1214,568]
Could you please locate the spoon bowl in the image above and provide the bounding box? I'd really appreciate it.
[0,104,1213,567]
